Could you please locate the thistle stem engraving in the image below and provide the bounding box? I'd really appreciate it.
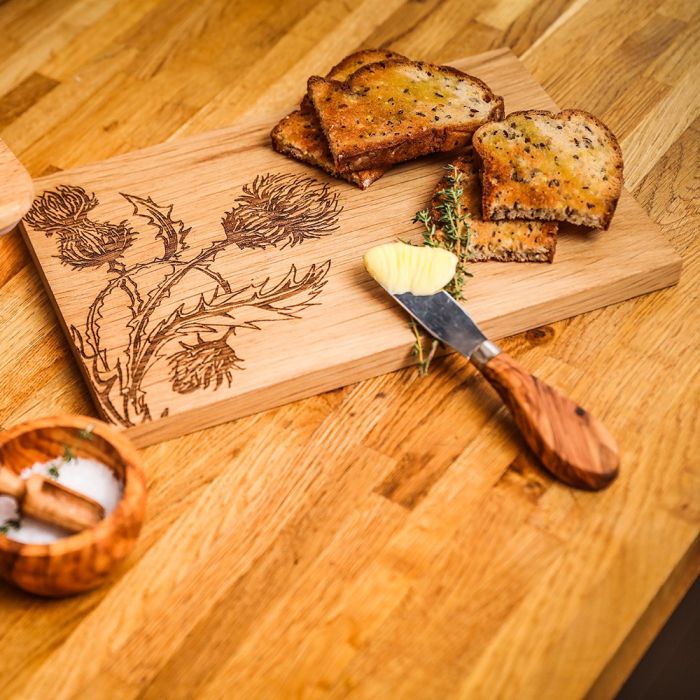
[26,175,341,427]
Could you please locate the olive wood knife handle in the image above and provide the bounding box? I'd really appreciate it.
[471,342,619,490]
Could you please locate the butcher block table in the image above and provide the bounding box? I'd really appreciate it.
[0,0,698,698]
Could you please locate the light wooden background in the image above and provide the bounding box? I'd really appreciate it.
[0,1,698,698]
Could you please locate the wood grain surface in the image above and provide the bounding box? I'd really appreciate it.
[18,50,680,447]
[0,0,698,698]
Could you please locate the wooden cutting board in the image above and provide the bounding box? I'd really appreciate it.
[20,49,681,447]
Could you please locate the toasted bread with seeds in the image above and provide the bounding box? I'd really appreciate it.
[272,109,385,188]
[300,49,406,109]
[431,152,558,263]
[473,110,623,230]
[271,49,405,189]
[307,59,504,172]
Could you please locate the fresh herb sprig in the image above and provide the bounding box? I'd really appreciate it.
[413,163,474,300]
[407,164,475,376]
[410,319,439,376]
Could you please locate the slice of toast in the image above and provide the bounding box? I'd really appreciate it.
[271,49,405,189]
[472,110,623,230]
[272,109,384,188]
[301,49,406,109]
[307,59,504,172]
[431,152,558,263]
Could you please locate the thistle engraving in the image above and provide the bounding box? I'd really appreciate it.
[25,174,341,427]
[25,185,135,271]
[221,173,341,249]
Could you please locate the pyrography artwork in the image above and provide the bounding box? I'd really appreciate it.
[24,173,342,426]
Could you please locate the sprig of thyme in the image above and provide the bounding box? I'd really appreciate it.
[410,319,439,376]
[412,209,438,246]
[407,164,475,376]
[414,163,474,300]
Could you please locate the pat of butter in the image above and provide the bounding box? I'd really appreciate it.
[364,242,457,296]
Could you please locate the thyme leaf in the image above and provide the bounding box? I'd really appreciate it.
[48,444,77,479]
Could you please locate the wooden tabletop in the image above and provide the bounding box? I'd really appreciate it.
[0,1,697,698]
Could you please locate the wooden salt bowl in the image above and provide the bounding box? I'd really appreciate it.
[0,415,146,597]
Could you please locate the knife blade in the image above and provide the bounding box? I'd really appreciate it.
[393,290,499,365]
[385,289,619,491]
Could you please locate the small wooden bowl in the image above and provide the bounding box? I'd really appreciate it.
[0,415,146,597]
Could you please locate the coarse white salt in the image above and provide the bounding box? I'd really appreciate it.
[0,457,123,544]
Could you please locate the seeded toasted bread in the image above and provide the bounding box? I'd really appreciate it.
[271,49,405,189]
[473,110,623,230]
[307,59,504,172]
[431,152,558,263]
[300,49,406,109]
[272,109,385,188]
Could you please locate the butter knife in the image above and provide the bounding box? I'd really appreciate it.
[392,291,619,490]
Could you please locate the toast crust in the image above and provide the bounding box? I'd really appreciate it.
[473,109,623,230]
[308,59,505,172]
[431,153,558,263]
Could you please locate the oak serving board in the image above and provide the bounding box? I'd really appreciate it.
[20,49,681,447]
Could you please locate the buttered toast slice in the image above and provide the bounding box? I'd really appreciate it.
[473,110,623,230]
[431,153,558,263]
[307,59,504,172]
[271,49,404,189]
[301,49,406,108]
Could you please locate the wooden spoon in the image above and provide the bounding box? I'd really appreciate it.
[0,139,34,236]
[0,466,105,533]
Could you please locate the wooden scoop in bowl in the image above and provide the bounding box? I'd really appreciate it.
[0,466,105,533]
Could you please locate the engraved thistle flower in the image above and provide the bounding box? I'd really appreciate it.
[25,185,134,271]
[24,185,98,232]
[169,336,241,394]
[221,172,341,249]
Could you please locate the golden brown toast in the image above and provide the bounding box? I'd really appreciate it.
[271,109,385,189]
[473,110,623,230]
[300,49,406,109]
[307,59,504,172]
[271,49,404,189]
[431,152,558,263]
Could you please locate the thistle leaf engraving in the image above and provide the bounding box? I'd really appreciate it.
[121,193,191,261]
[25,174,341,427]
